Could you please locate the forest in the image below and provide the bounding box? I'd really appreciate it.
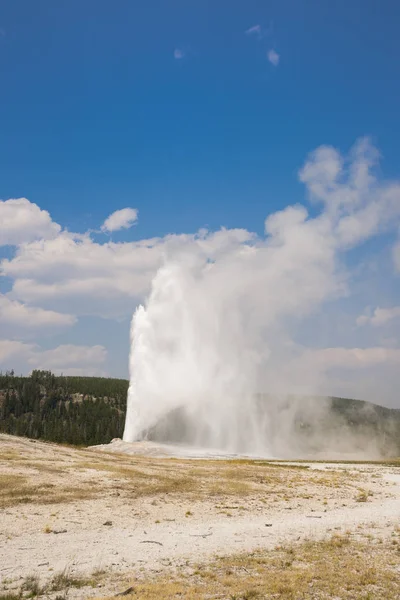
[1,369,400,453]
[0,370,128,446]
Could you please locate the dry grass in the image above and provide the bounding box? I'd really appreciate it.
[21,574,41,596]
[0,570,101,600]
[74,457,355,502]
[80,451,361,497]
[50,570,92,592]
[355,488,372,503]
[0,472,95,509]
[94,534,400,600]
[0,435,363,508]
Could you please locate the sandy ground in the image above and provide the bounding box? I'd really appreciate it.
[1,434,399,598]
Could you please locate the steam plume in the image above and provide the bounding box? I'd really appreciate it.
[123,139,400,456]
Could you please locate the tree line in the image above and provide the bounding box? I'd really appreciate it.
[0,370,128,446]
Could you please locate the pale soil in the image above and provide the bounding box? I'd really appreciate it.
[0,434,399,598]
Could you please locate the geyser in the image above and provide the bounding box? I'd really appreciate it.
[123,261,272,454]
[122,210,336,456]
[123,138,400,456]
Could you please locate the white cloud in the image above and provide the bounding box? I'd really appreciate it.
[1,138,400,408]
[356,314,369,327]
[1,233,161,318]
[357,306,400,327]
[2,142,399,327]
[245,25,261,36]
[2,138,399,325]
[101,208,138,233]
[299,137,400,247]
[0,229,252,318]
[28,344,107,370]
[0,294,76,336]
[0,198,61,246]
[0,340,107,376]
[267,49,280,66]
[49,366,108,376]
[174,48,184,60]
[283,345,400,406]
[0,340,36,364]
[306,346,400,369]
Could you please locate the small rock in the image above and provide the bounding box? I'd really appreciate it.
[103,521,113,526]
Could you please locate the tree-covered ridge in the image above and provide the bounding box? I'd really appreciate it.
[1,370,399,453]
[0,370,128,446]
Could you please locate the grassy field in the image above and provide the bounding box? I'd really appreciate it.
[0,438,363,509]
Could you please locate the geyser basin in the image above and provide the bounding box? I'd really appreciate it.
[123,140,400,458]
[94,438,271,459]
[122,260,399,458]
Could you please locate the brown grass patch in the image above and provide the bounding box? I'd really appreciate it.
[94,535,400,599]
[0,436,364,508]
[0,472,95,508]
[76,457,328,500]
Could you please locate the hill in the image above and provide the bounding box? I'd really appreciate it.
[0,370,399,454]
[0,370,127,446]
[293,395,400,458]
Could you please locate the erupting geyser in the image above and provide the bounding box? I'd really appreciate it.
[123,261,269,454]
[122,210,333,456]
[123,139,400,456]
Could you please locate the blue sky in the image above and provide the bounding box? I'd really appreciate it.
[0,1,400,406]
[1,0,400,235]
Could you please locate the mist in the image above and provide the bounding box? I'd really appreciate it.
[123,139,400,457]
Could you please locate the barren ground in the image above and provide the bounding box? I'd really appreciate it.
[1,434,399,599]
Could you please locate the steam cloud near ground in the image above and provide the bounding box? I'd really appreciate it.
[123,138,400,457]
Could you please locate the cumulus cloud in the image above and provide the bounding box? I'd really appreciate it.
[299,137,400,247]
[2,142,399,326]
[0,198,61,246]
[0,294,76,337]
[357,306,400,327]
[0,229,252,318]
[2,138,399,322]
[1,138,400,407]
[28,344,107,370]
[0,340,36,364]
[1,233,161,318]
[101,208,138,233]
[0,340,107,376]
[267,49,280,66]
